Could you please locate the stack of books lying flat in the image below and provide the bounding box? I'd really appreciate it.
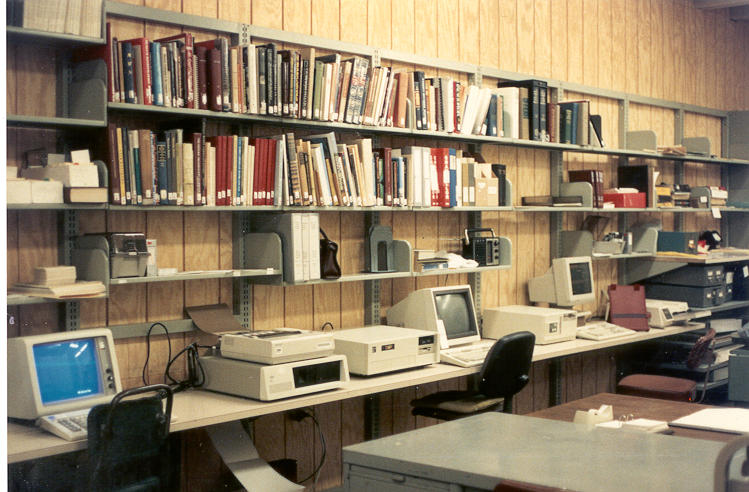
[11,266,106,299]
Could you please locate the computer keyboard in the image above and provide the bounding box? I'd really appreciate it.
[440,340,495,367]
[576,321,637,341]
[37,408,91,441]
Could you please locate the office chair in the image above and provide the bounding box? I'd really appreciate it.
[86,384,175,492]
[411,331,535,420]
[617,328,716,403]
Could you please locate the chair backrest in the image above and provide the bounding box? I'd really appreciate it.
[87,384,174,492]
[479,331,535,399]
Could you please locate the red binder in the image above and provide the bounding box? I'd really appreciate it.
[607,284,650,332]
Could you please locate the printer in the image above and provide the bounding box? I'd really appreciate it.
[219,328,335,364]
[332,326,439,376]
[645,299,710,328]
[482,305,578,344]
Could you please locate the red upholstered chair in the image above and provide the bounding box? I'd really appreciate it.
[616,328,716,403]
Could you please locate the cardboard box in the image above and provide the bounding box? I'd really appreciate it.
[474,164,499,206]
[603,192,646,208]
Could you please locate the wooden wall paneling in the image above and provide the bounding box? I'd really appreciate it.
[252,0,283,29]
[15,45,56,116]
[285,284,314,330]
[531,360,550,412]
[314,213,342,328]
[285,0,311,33]
[414,211,440,291]
[367,0,392,49]
[184,212,221,307]
[253,413,287,465]
[480,145,501,309]
[673,0,687,104]
[515,149,535,306]
[650,0,663,101]
[339,0,368,45]
[498,0,518,72]
[142,211,184,321]
[581,0,596,88]
[581,351,598,397]
[662,1,676,104]
[498,149,519,306]
[18,210,57,284]
[479,0,500,68]
[564,354,583,402]
[7,44,17,113]
[514,363,534,414]
[392,0,415,54]
[218,212,234,307]
[314,401,343,490]
[624,0,639,95]
[376,391,395,439]
[534,0,551,79]
[515,0,534,76]
[391,207,416,308]
[637,0,652,98]
[7,211,19,289]
[218,0,251,24]
[549,0,567,82]
[566,0,583,85]
[285,412,315,492]
[341,396,366,447]
[311,0,339,39]
[459,0,479,65]
[609,0,627,95]
[436,0,459,62]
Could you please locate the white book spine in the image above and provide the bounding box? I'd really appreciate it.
[309,213,321,280]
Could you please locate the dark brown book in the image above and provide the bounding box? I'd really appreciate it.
[137,128,154,204]
[206,48,222,112]
[195,45,208,110]
[192,132,203,205]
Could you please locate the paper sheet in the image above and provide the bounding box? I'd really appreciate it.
[669,408,749,434]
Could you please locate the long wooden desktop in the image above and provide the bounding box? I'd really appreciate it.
[7,322,706,464]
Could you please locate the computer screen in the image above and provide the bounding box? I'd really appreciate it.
[386,285,480,349]
[528,256,596,307]
[8,328,122,420]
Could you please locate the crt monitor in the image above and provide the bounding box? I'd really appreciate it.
[7,328,122,420]
[386,285,480,349]
[528,256,596,307]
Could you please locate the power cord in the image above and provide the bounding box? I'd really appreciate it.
[320,321,334,331]
[289,409,327,485]
[142,322,172,386]
[141,321,211,392]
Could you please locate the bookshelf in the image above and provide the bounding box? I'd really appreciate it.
[7,0,748,336]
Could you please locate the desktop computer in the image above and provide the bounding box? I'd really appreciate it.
[483,305,578,344]
[386,285,495,367]
[528,257,636,341]
[7,328,123,440]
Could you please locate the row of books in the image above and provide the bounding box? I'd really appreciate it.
[105,126,507,209]
[11,0,102,38]
[92,26,604,144]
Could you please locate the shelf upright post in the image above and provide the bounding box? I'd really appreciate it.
[234,212,253,330]
[364,212,381,326]
[673,109,686,232]
[467,211,482,316]
[63,210,80,331]
[618,98,629,150]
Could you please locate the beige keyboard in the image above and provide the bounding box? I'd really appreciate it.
[577,321,637,341]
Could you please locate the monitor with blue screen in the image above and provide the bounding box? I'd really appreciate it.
[8,328,122,420]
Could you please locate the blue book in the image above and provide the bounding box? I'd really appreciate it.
[121,42,136,104]
[155,140,168,205]
[150,41,163,106]
[131,134,142,204]
[448,148,457,208]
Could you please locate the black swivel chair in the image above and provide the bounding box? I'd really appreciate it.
[86,384,175,492]
[411,331,536,420]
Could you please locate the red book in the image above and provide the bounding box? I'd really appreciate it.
[251,138,263,206]
[156,33,195,108]
[429,148,450,207]
[121,37,153,105]
[266,138,277,205]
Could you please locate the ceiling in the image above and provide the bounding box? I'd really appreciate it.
[692,0,749,20]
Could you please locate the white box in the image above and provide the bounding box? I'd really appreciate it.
[22,163,99,187]
[332,325,439,376]
[7,179,32,204]
[482,305,578,344]
[146,239,157,276]
[30,180,64,204]
[220,328,335,364]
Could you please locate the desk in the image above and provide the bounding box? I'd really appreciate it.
[529,392,736,443]
[7,322,705,464]
[341,411,726,492]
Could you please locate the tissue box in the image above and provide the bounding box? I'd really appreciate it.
[603,192,646,208]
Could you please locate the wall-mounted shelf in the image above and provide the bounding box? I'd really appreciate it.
[5,26,105,46]
[6,114,107,129]
[7,293,107,306]
[109,268,281,285]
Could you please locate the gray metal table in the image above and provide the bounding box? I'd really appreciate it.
[342,412,726,492]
